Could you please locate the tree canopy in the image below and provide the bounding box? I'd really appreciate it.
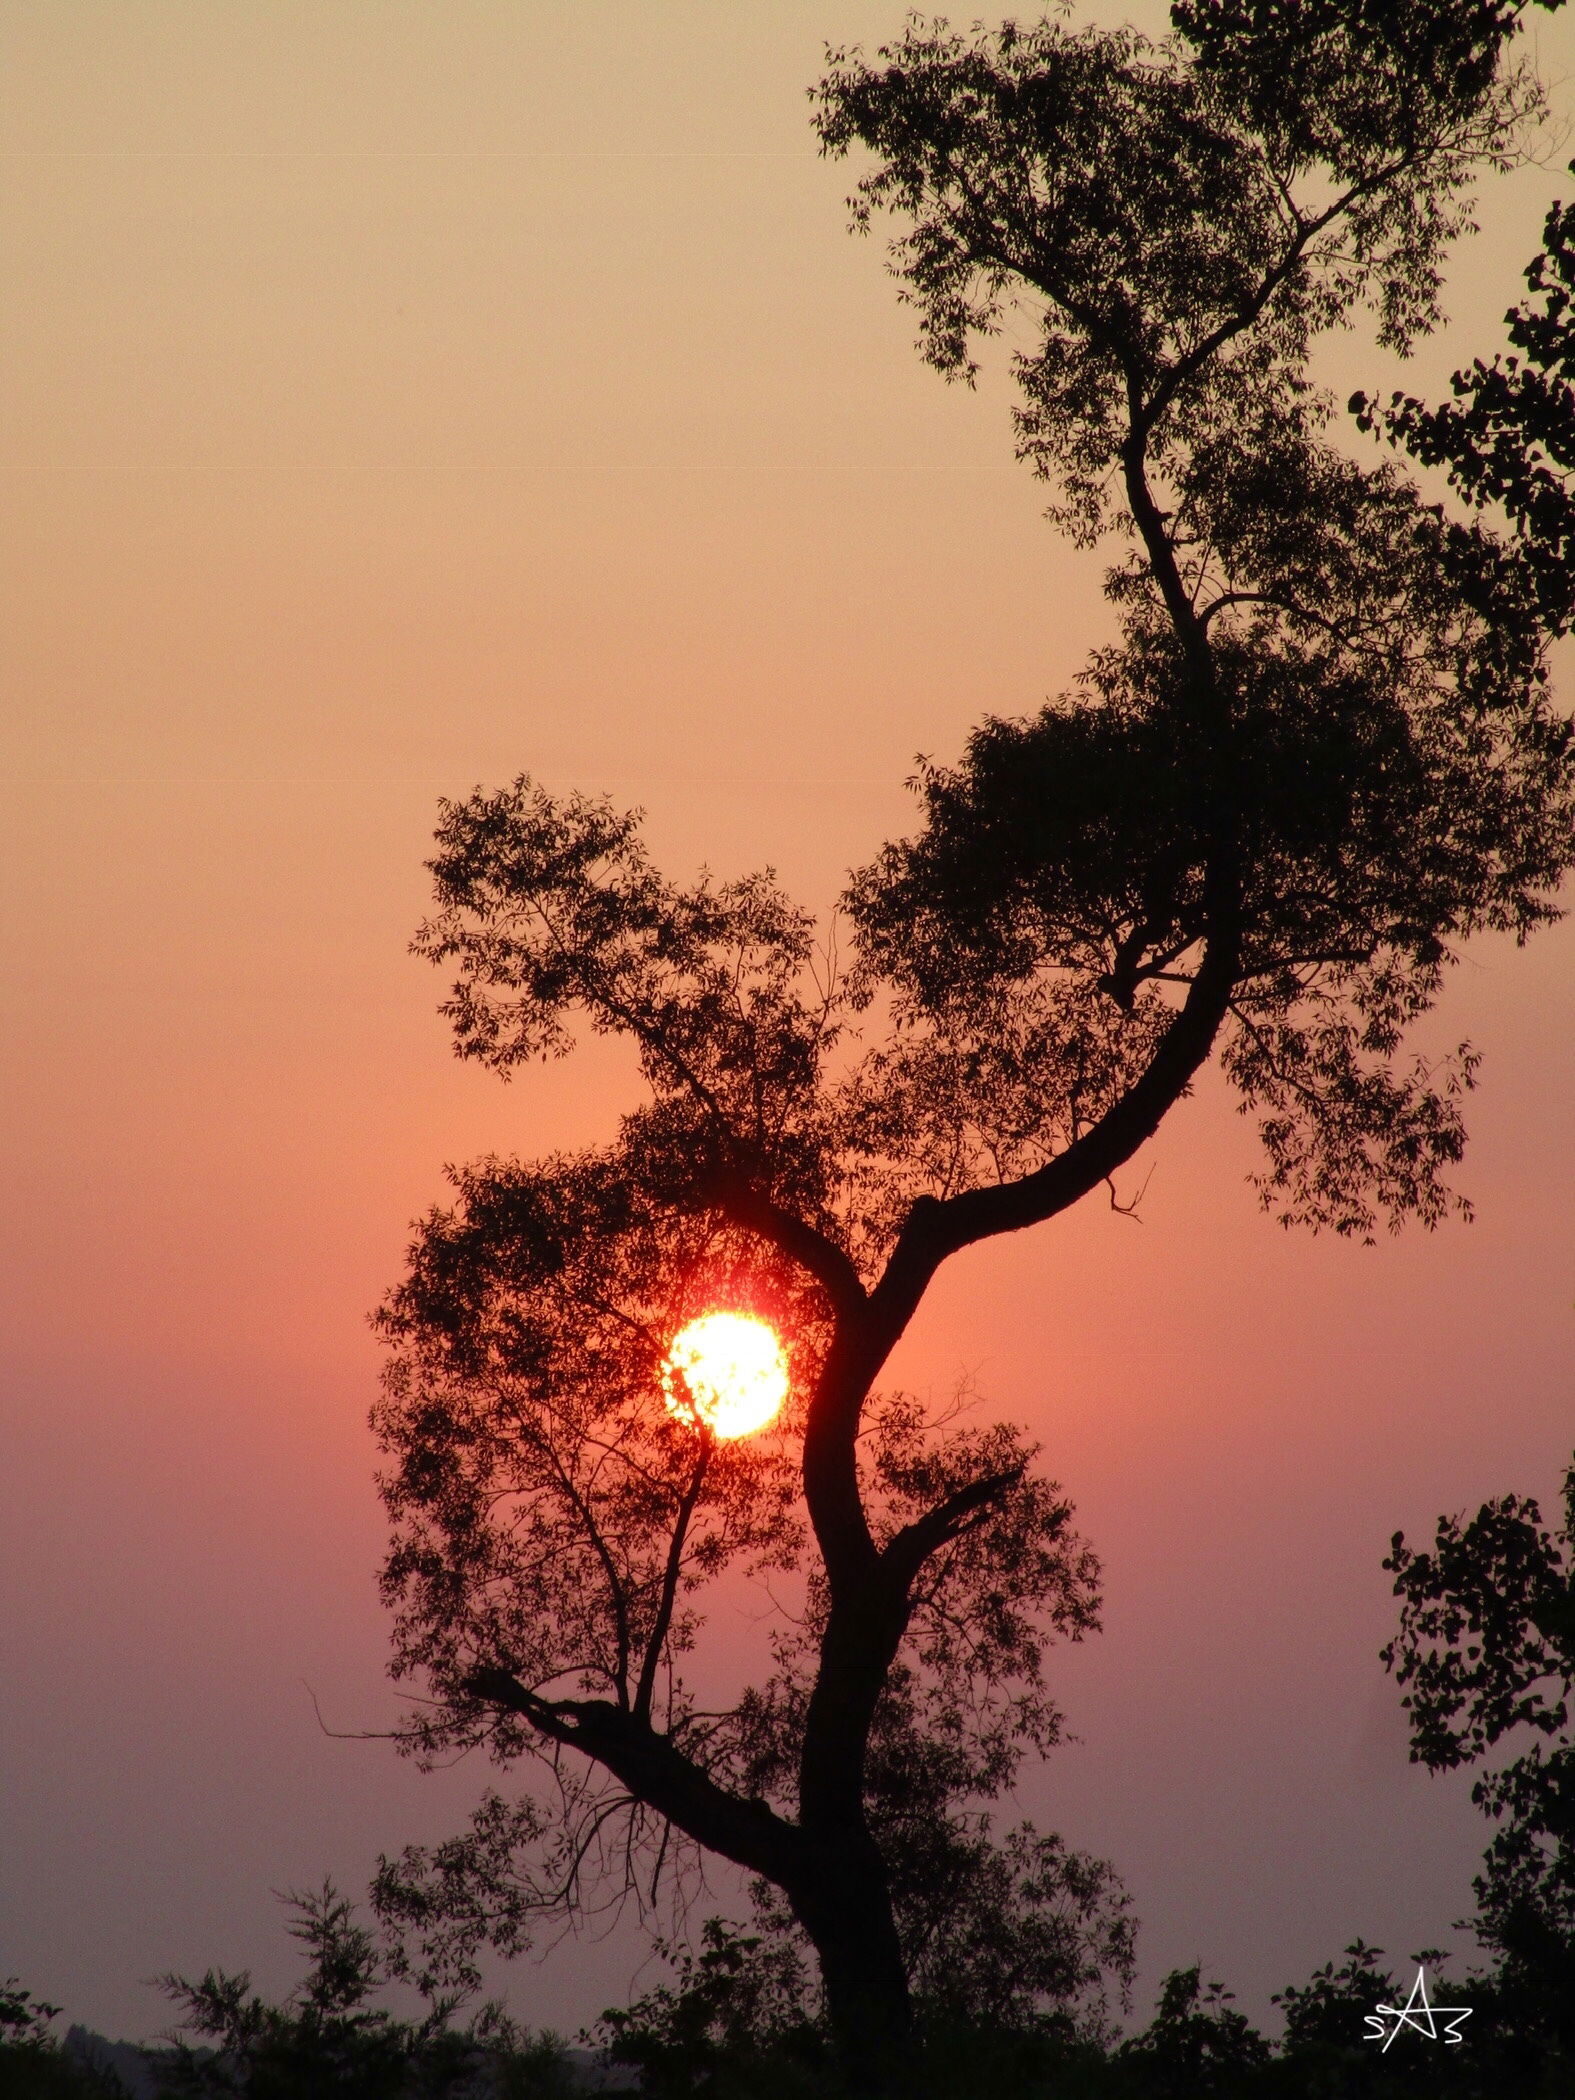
[370,5,1575,2088]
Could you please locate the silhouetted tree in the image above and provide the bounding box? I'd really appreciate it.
[592,1919,823,2098]
[1,1985,65,2058]
[1112,1968,1268,2097]
[370,4,1575,2088]
[1358,164,1575,629]
[153,1883,573,2099]
[0,1982,129,2099]
[1384,1455,1575,2072]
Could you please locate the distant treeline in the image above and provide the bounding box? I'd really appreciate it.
[4,1903,1571,2098]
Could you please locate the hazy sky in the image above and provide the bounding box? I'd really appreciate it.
[3,0,1573,2046]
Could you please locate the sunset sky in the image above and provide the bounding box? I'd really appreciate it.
[3,0,1573,2046]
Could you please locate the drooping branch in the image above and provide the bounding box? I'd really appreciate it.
[465,1667,804,1890]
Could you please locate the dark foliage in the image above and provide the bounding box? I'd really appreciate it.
[1384,1455,1575,2073]
[149,1883,573,2100]
[1,1991,64,2056]
[586,1929,1575,2097]
[594,1920,827,2098]
[819,5,1574,1241]
[1358,164,1575,637]
[0,1984,132,2100]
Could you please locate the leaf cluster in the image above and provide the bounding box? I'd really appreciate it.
[1360,166,1575,637]
[0,1983,129,2099]
[375,1151,809,1747]
[813,10,1542,526]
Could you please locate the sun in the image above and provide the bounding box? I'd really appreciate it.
[661,1311,789,1440]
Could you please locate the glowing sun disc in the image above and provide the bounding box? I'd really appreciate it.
[661,1312,788,1440]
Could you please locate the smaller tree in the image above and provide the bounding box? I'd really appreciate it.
[1271,1940,1467,2096]
[1383,1455,1575,2061]
[592,1919,823,2099]
[0,1983,65,2057]
[0,1982,125,2100]
[1113,1969,1268,2099]
[1357,167,1575,635]
[154,1882,574,2100]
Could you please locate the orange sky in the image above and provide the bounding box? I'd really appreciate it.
[3,0,1573,2042]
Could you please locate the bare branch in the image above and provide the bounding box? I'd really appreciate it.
[463,1668,804,1888]
[634,1441,712,1723]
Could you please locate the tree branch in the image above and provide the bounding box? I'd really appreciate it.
[464,1667,804,1888]
[634,1442,711,1723]
[713,1170,868,1317]
[864,893,1240,1363]
[882,1464,1029,1591]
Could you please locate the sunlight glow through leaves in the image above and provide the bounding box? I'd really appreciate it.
[661,1311,789,1440]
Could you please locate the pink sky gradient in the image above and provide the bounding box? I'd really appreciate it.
[3,0,1573,2044]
